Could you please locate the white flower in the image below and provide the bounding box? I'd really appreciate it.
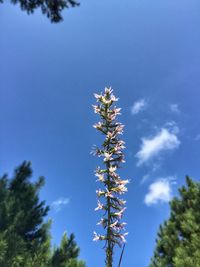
[95,172,105,182]
[93,232,100,241]
[117,179,130,186]
[96,189,105,197]
[114,208,126,219]
[94,93,102,100]
[109,166,117,173]
[105,190,114,199]
[105,87,113,95]
[93,122,103,130]
[92,105,100,114]
[110,94,119,102]
[110,220,118,229]
[95,200,104,211]
[93,232,106,241]
[103,152,113,162]
[115,184,128,194]
[119,232,128,243]
[97,218,107,228]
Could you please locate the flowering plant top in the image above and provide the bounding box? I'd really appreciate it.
[92,87,128,267]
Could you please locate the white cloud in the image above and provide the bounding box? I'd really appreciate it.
[164,121,179,134]
[136,126,180,166]
[131,99,147,115]
[170,104,180,114]
[51,197,70,212]
[144,177,175,206]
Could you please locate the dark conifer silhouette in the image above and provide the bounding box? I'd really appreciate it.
[0,0,80,22]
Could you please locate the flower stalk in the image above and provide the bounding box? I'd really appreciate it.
[92,87,128,267]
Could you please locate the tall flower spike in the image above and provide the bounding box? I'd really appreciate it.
[92,87,128,267]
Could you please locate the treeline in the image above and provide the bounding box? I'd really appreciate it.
[2,161,200,266]
[0,161,85,267]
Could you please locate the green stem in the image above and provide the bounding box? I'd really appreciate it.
[105,105,113,267]
[106,200,112,266]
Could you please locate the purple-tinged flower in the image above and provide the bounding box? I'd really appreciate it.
[92,104,101,114]
[119,232,128,243]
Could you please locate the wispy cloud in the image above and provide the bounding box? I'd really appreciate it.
[170,104,180,114]
[136,125,180,166]
[195,134,200,141]
[51,197,70,212]
[141,174,150,184]
[144,177,175,206]
[131,99,147,115]
[140,163,161,184]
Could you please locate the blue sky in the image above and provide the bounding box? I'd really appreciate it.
[1,0,200,266]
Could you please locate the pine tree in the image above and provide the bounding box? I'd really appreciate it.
[66,258,85,267]
[0,161,85,267]
[0,0,79,23]
[50,232,85,267]
[150,176,200,267]
[0,161,51,267]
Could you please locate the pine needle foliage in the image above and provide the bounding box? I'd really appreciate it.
[150,176,200,267]
[0,161,85,267]
[0,0,79,22]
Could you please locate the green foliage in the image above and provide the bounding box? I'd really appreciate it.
[66,258,86,267]
[150,176,200,267]
[0,0,79,23]
[0,161,85,267]
[0,233,7,262]
[50,232,84,267]
[0,161,51,267]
